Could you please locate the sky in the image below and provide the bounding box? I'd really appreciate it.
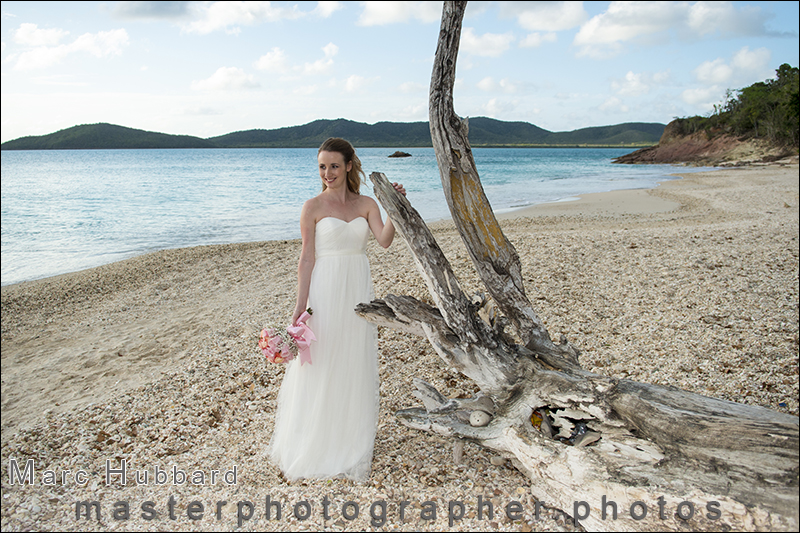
[1,1,798,143]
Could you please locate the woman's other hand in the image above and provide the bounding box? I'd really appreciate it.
[392,182,407,196]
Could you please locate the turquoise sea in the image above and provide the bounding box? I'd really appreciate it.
[1,147,711,286]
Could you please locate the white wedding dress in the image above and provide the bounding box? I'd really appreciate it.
[269,216,379,482]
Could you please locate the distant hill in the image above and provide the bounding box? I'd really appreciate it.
[545,123,667,145]
[208,119,435,148]
[0,123,216,150]
[1,118,665,150]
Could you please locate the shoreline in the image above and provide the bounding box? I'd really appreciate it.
[0,187,674,290]
[2,163,798,532]
[496,183,683,219]
[0,161,713,290]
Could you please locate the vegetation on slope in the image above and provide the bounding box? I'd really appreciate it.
[671,64,799,148]
[0,123,216,150]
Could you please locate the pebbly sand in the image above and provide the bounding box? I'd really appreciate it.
[1,162,798,532]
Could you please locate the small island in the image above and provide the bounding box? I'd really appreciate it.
[388,151,412,158]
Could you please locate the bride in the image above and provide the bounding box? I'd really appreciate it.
[269,137,406,481]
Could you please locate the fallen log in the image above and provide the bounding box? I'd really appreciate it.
[356,2,798,531]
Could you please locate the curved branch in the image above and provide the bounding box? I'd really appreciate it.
[428,1,566,358]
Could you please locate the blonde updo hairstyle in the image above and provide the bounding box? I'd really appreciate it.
[318,137,364,194]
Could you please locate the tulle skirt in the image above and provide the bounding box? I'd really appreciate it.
[269,252,379,482]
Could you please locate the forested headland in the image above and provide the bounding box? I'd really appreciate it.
[672,63,799,148]
[616,64,799,165]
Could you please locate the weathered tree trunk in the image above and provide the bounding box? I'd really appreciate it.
[356,2,798,531]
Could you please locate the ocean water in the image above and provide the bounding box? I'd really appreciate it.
[1,147,707,286]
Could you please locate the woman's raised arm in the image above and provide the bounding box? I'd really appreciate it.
[367,183,406,248]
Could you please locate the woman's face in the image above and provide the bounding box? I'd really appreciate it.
[318,150,352,190]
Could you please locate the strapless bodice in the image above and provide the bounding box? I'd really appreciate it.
[315,217,369,258]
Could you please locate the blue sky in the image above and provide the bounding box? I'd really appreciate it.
[1,1,798,143]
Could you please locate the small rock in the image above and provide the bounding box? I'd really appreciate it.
[469,410,491,427]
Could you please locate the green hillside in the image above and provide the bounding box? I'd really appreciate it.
[545,123,667,145]
[465,117,551,145]
[1,118,665,150]
[670,63,799,148]
[0,123,216,150]
[208,119,434,148]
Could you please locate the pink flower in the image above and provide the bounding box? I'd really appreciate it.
[259,309,314,365]
[260,326,295,364]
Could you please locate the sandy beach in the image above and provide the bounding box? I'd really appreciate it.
[2,162,798,532]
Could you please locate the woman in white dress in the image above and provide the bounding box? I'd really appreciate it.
[269,137,406,482]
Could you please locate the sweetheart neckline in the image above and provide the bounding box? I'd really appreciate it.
[318,216,367,225]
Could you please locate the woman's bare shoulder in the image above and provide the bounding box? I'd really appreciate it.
[300,196,326,225]
[302,194,326,213]
[357,194,379,212]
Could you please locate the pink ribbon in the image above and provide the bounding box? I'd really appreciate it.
[287,311,316,366]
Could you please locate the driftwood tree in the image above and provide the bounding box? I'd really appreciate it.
[357,2,798,531]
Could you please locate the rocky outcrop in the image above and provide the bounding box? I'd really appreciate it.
[614,119,796,166]
[388,151,412,158]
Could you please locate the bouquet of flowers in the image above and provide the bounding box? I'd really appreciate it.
[259,309,315,365]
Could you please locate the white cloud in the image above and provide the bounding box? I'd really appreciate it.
[398,103,427,120]
[477,76,518,93]
[71,29,130,57]
[519,32,556,48]
[482,97,518,117]
[254,47,289,72]
[13,46,70,70]
[500,1,588,32]
[321,42,338,59]
[653,70,671,84]
[574,1,777,59]
[611,71,650,96]
[477,77,495,92]
[191,66,260,91]
[730,46,772,80]
[13,23,69,46]
[255,42,341,77]
[357,1,442,26]
[681,46,773,111]
[345,75,365,92]
[598,96,629,113]
[460,27,515,57]
[686,1,771,38]
[681,86,723,107]
[399,81,426,93]
[574,2,682,57]
[313,1,343,18]
[692,46,772,86]
[183,1,304,35]
[173,106,223,116]
[13,28,129,70]
[693,58,733,85]
[302,42,338,75]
